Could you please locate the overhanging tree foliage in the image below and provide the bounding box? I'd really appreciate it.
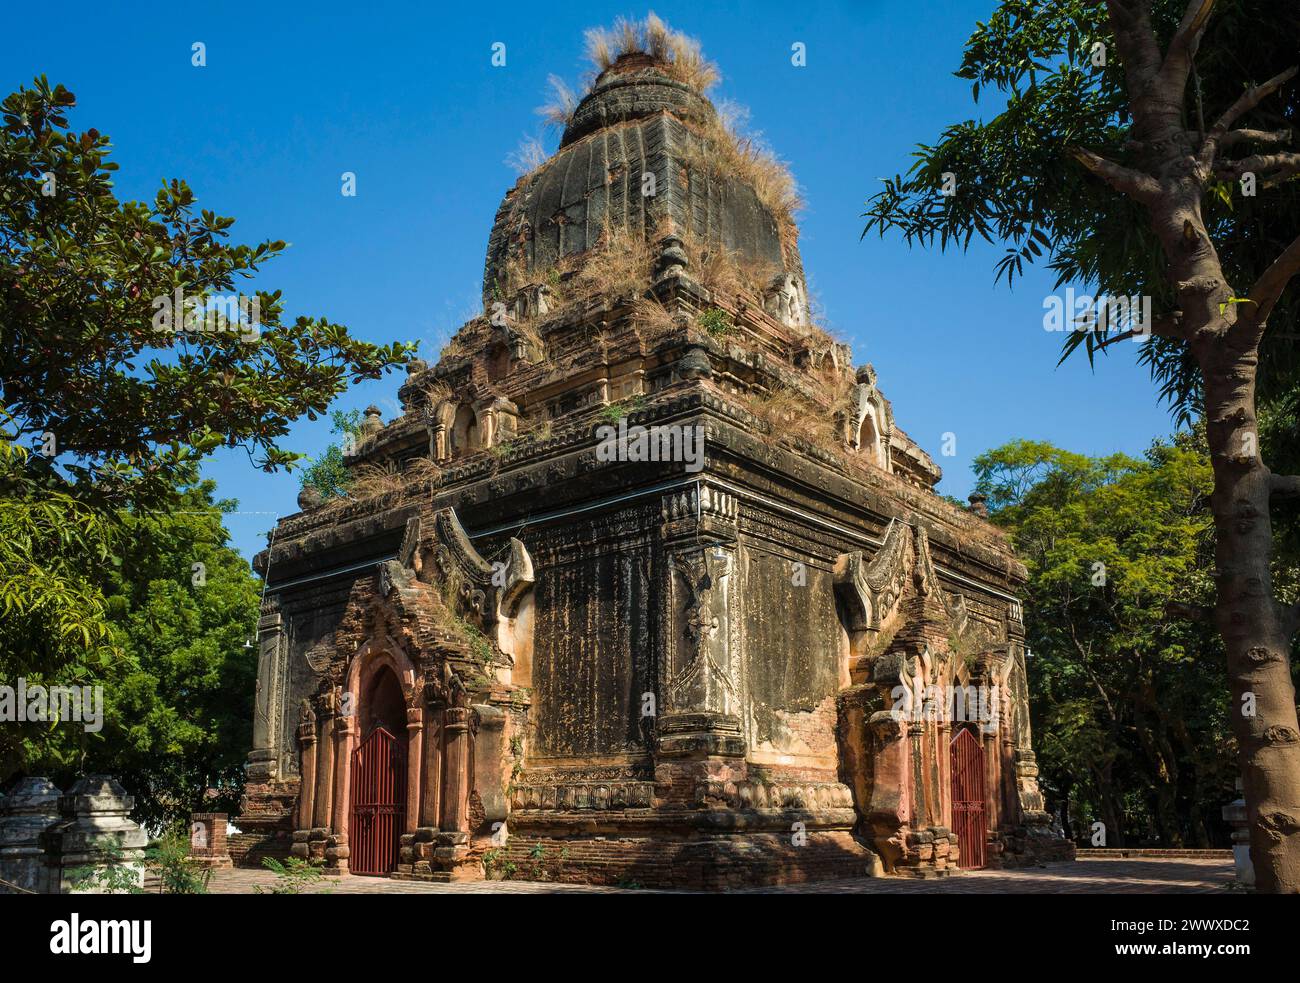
[865,0,1300,890]
[1,78,415,508]
[0,77,416,680]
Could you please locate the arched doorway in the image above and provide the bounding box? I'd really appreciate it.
[950,726,986,869]
[349,666,407,876]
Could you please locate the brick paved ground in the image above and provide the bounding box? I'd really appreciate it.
[206,856,1235,894]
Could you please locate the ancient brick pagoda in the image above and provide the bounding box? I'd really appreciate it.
[240,43,1071,888]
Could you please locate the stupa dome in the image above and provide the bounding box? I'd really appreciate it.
[482,53,803,305]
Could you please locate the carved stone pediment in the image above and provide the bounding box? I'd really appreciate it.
[510,283,557,324]
[378,558,414,598]
[844,364,895,468]
[833,518,912,632]
[428,507,534,631]
[762,272,810,332]
[944,592,970,638]
[870,650,914,688]
[834,517,976,645]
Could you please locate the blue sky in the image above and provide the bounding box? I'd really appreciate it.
[3,0,1177,561]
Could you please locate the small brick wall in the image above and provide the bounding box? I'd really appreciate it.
[228,831,294,868]
[189,812,231,866]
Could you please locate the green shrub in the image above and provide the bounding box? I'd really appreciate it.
[697,307,733,338]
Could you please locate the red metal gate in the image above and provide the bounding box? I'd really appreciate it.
[349,727,406,876]
[950,727,986,870]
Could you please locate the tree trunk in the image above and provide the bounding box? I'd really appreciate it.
[1136,717,1182,846]
[1149,187,1300,888]
[1093,759,1125,847]
[1202,355,1300,891]
[1173,720,1212,848]
[1083,0,1300,887]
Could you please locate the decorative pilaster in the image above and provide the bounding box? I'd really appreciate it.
[657,484,744,758]
[441,707,472,832]
[295,702,317,832]
[246,608,284,780]
[421,704,444,829]
[325,707,355,872]
[471,704,509,828]
[398,698,445,880]
[405,706,424,835]
[312,692,336,836]
[288,700,317,862]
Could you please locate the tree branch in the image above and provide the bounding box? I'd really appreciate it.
[1166,601,1213,623]
[1202,66,1299,166]
[1245,231,1300,329]
[1068,147,1162,203]
[1215,152,1300,182]
[1105,1,1167,103]
[1219,128,1293,149]
[1156,0,1216,95]
[1271,474,1300,501]
[1146,310,1187,340]
[1094,310,1187,350]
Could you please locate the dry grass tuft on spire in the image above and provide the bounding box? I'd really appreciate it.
[505,136,548,176]
[538,14,800,225]
[585,12,720,92]
[539,74,580,130]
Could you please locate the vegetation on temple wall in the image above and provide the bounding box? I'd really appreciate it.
[298,409,362,501]
[536,14,800,226]
[585,14,719,93]
[696,307,734,338]
[316,456,441,508]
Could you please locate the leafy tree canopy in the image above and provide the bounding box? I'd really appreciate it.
[0,76,415,678]
[975,436,1234,845]
[0,76,416,511]
[4,481,260,830]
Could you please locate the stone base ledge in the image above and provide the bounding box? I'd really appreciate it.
[493,830,880,890]
[1076,848,1232,859]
